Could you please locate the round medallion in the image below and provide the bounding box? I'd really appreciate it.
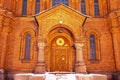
[56,38,65,46]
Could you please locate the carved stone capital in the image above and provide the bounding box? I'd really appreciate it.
[38,42,46,49]
[110,27,120,34]
[109,12,119,28]
[38,35,47,43]
[75,42,84,49]
[2,26,11,33]
[3,18,10,27]
[1,13,14,33]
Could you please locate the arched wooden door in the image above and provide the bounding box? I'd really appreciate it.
[50,36,73,72]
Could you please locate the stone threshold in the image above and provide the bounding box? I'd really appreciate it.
[48,72,75,74]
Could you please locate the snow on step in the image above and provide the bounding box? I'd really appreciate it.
[45,73,56,80]
[45,72,76,80]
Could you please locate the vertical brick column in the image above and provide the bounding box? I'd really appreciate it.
[0,14,12,69]
[0,12,12,80]
[35,42,46,73]
[109,12,120,70]
[75,42,87,73]
[110,27,120,70]
[0,28,9,68]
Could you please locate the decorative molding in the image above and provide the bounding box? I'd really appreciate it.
[38,42,46,49]
[110,27,120,33]
[75,42,84,49]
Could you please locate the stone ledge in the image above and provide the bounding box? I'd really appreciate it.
[14,73,45,80]
[14,73,107,80]
[76,74,107,80]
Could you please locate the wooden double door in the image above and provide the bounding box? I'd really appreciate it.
[50,37,73,72]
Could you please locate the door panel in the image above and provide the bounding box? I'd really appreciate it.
[50,37,72,72]
[52,47,69,71]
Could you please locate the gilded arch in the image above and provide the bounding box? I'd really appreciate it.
[47,25,75,42]
[42,24,79,41]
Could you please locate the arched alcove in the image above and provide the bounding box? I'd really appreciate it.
[45,27,75,72]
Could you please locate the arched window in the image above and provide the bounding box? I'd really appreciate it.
[94,0,99,16]
[81,0,86,14]
[20,30,35,62]
[35,0,40,14]
[86,30,101,62]
[22,0,27,15]
[89,34,96,60]
[24,34,31,59]
[52,0,69,6]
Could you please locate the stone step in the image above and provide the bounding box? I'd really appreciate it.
[14,72,107,80]
[45,73,76,80]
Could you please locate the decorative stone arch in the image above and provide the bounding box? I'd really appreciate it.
[85,29,100,38]
[47,24,75,43]
[43,24,77,41]
[20,28,36,36]
[19,28,36,62]
[85,29,101,61]
[48,32,73,46]
[45,26,76,72]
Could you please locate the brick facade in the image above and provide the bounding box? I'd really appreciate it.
[0,0,120,80]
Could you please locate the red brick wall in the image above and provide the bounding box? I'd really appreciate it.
[83,18,115,71]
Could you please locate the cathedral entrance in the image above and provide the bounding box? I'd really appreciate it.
[46,27,75,72]
[50,36,71,72]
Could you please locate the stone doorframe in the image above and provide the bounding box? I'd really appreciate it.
[47,28,74,72]
[35,26,87,73]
